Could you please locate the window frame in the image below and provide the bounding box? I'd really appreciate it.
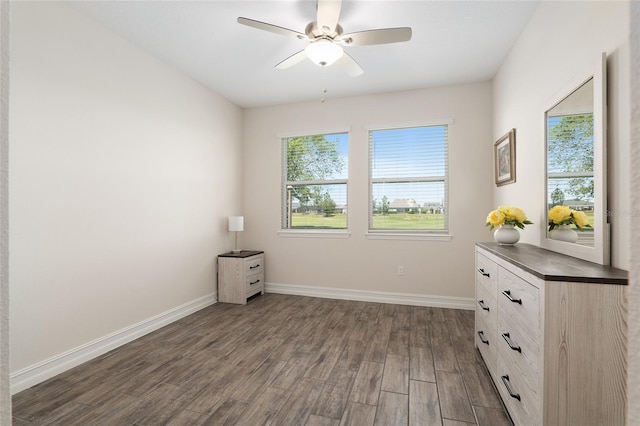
[280,129,350,237]
[367,121,452,240]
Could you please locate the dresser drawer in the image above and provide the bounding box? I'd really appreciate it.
[497,267,540,341]
[476,283,497,329]
[476,253,498,295]
[475,312,497,375]
[497,320,539,391]
[245,255,264,276]
[496,354,540,426]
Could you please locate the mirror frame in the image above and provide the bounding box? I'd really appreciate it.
[540,53,609,265]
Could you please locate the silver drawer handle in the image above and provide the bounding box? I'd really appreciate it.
[477,330,489,345]
[477,268,490,277]
[478,300,490,311]
[500,375,521,401]
[501,332,522,352]
[249,264,261,269]
[249,279,261,285]
[501,289,522,304]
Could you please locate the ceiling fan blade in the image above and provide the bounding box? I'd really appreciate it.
[335,52,364,77]
[275,50,308,70]
[237,17,307,40]
[316,0,342,35]
[340,27,412,46]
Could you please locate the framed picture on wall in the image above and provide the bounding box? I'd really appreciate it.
[494,128,516,186]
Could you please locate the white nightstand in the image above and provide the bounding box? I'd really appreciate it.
[217,250,264,304]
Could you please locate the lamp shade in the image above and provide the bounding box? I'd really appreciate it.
[305,40,343,67]
[228,216,244,232]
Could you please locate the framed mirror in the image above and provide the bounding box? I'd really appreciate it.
[540,53,609,265]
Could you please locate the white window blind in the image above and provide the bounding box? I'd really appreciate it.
[282,132,348,229]
[369,125,448,232]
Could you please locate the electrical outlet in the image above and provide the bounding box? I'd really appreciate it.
[398,265,405,276]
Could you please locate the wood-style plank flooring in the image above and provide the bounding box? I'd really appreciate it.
[12,293,511,425]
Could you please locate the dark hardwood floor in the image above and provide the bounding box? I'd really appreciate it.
[12,293,511,425]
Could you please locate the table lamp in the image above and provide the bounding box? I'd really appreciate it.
[228,216,244,253]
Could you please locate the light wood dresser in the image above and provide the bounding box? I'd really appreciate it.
[218,250,264,304]
[475,242,627,426]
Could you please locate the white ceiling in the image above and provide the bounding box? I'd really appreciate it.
[69,0,539,108]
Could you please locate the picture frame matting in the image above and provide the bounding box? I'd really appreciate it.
[494,128,516,186]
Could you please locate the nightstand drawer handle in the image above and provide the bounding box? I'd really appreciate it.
[249,279,261,286]
[478,300,490,311]
[501,332,522,352]
[477,268,490,277]
[500,375,521,401]
[250,264,261,269]
[477,331,489,345]
[501,289,522,304]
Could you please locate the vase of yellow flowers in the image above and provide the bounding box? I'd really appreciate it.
[486,206,533,245]
[548,205,591,243]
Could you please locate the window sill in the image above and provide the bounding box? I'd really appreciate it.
[278,229,351,239]
[365,232,453,241]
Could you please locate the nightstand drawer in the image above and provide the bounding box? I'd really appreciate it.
[245,255,263,276]
[246,272,263,298]
[245,273,263,290]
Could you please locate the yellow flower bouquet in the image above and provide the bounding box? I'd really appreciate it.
[548,205,592,231]
[485,206,533,230]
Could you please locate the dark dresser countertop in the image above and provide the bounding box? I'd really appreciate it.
[476,242,628,285]
[218,250,264,258]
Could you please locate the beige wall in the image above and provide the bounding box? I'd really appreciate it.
[629,2,639,423]
[9,3,242,373]
[0,0,9,421]
[492,1,630,269]
[242,83,493,301]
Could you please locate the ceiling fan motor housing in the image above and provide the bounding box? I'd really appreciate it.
[305,21,343,40]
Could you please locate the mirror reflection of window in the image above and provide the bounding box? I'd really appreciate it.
[546,78,595,247]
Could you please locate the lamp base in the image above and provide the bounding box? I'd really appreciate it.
[231,249,242,253]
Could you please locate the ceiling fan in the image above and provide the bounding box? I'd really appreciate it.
[237,0,412,77]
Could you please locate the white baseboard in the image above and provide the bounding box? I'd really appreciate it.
[10,293,217,395]
[265,282,474,310]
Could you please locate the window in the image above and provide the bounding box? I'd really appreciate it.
[282,132,348,229]
[369,124,448,233]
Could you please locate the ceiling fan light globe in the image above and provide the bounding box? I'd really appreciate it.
[305,40,343,67]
